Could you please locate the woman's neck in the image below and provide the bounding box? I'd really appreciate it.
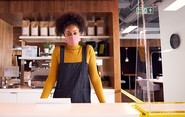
[66,44,81,50]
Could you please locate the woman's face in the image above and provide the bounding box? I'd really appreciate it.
[64,24,81,46]
[64,24,80,37]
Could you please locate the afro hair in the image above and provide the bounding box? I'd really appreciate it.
[56,12,85,36]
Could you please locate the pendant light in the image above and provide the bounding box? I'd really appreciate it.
[158,53,162,61]
[125,47,129,62]
[158,47,162,61]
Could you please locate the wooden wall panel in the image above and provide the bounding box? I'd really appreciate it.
[111,0,121,102]
[0,0,115,13]
[13,27,21,46]
[147,39,161,47]
[120,39,161,47]
[0,1,10,13]
[0,13,22,27]
[0,19,13,76]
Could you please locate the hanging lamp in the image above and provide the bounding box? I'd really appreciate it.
[158,47,162,61]
[125,47,129,62]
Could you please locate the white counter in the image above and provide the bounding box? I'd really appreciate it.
[0,88,115,103]
[0,88,114,93]
[0,103,140,117]
[0,88,52,93]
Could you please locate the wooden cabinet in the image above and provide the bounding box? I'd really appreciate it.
[19,12,115,94]
[0,89,51,103]
[16,92,42,103]
[0,92,17,103]
[91,89,115,103]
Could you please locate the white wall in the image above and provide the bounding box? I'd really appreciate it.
[158,0,185,102]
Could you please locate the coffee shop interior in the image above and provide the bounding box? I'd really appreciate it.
[0,0,185,116]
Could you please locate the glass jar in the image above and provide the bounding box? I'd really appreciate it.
[1,77,7,89]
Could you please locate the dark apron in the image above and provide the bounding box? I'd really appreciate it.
[53,46,91,103]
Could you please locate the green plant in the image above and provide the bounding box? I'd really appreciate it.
[44,42,53,50]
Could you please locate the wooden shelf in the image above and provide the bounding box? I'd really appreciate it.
[19,56,51,60]
[96,56,110,60]
[19,36,110,43]
[19,36,64,43]
[19,56,110,60]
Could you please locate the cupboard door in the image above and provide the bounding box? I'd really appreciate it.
[0,92,17,103]
[16,92,41,103]
[17,90,54,103]
[91,91,99,103]
[91,89,115,103]
[0,19,13,76]
[104,89,115,103]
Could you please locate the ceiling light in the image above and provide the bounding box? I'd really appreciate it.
[164,0,185,11]
[122,26,138,34]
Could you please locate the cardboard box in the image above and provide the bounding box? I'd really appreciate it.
[87,21,95,36]
[48,21,56,36]
[22,46,37,57]
[96,20,105,36]
[4,66,19,77]
[22,20,30,36]
[40,21,48,36]
[31,21,39,36]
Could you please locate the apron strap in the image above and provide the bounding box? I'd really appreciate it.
[82,46,86,63]
[60,46,65,64]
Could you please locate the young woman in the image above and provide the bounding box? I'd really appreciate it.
[40,12,106,103]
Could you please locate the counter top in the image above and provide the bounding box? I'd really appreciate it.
[0,88,45,93]
[0,86,46,93]
[0,103,140,117]
[0,87,114,93]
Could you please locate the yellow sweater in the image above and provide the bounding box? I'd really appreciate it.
[40,44,106,103]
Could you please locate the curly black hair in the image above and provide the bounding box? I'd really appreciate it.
[56,12,85,36]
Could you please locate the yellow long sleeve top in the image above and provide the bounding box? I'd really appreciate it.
[40,44,106,103]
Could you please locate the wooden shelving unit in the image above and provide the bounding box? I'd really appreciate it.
[19,35,111,87]
[0,0,121,102]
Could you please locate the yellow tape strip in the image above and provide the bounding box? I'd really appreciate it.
[121,89,143,103]
[135,102,185,117]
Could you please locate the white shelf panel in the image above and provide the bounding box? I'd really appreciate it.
[19,36,64,43]
[19,56,51,60]
[19,36,62,39]
[19,36,110,43]
[19,56,110,60]
[80,36,110,39]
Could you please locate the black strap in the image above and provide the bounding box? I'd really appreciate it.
[60,46,64,64]
[82,46,86,63]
